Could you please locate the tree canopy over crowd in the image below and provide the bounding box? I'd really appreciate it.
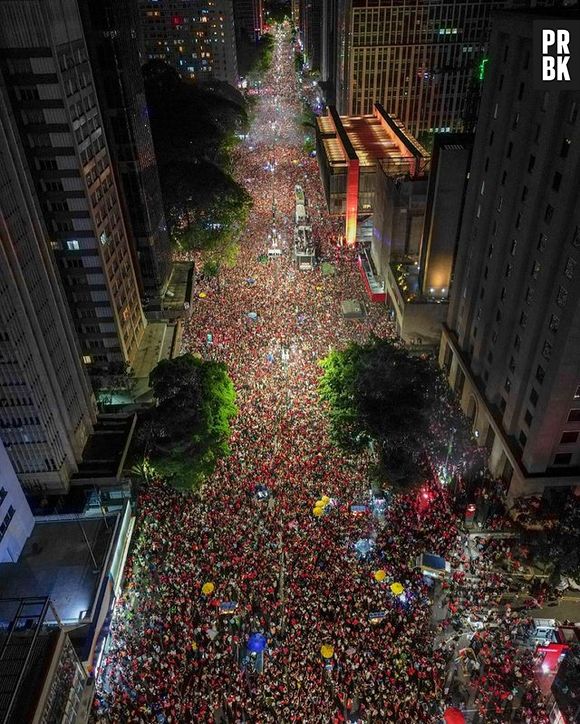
[138,354,237,490]
[319,339,450,489]
[143,61,252,268]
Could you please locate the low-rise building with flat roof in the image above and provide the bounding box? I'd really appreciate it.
[0,494,134,674]
[316,103,430,244]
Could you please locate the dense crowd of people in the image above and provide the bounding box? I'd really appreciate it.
[94,27,553,723]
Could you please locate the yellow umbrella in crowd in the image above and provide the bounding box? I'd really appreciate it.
[374,569,387,582]
[390,582,404,596]
[320,644,334,659]
[313,495,331,517]
[202,582,215,595]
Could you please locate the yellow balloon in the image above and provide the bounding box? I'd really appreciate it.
[320,644,334,659]
[390,582,404,596]
[202,582,215,595]
[199,292,207,299]
[321,496,330,505]
[313,506,324,517]
[374,569,386,582]
[315,499,326,508]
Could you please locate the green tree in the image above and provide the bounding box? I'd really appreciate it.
[142,60,252,260]
[146,354,237,490]
[267,4,290,24]
[319,339,439,489]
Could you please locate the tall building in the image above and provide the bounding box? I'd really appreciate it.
[440,10,580,497]
[0,598,90,723]
[0,0,146,375]
[78,0,172,301]
[0,76,96,493]
[233,0,263,77]
[0,439,34,563]
[295,0,323,71]
[139,0,238,85]
[419,133,473,297]
[320,0,345,103]
[374,133,472,349]
[234,0,264,43]
[331,0,511,139]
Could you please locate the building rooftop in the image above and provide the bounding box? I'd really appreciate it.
[0,517,117,625]
[317,103,430,173]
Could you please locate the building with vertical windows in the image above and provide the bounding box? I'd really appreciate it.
[139,0,238,85]
[440,10,580,497]
[79,0,171,298]
[234,0,263,43]
[0,74,97,494]
[295,0,323,71]
[0,440,34,563]
[0,0,146,375]
[0,598,90,723]
[233,0,263,77]
[78,0,171,303]
[332,0,513,141]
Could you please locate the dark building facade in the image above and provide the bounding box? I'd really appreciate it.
[0,73,97,493]
[295,0,323,72]
[419,133,473,297]
[0,0,146,373]
[234,0,263,42]
[440,10,580,497]
[78,0,172,301]
[373,133,471,349]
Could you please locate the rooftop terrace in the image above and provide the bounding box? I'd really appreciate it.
[317,103,430,174]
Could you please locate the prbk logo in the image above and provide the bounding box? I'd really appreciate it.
[542,29,570,80]
[534,20,580,90]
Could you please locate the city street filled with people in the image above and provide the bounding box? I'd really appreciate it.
[93,26,553,723]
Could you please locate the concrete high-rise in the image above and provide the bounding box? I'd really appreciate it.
[0,439,34,562]
[0,0,146,374]
[234,0,264,43]
[139,0,238,85]
[78,0,172,302]
[0,76,96,493]
[440,10,580,497]
[320,0,345,103]
[331,0,513,140]
[295,0,323,72]
[0,438,34,563]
